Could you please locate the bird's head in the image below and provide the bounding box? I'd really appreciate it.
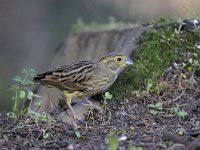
[98,53,133,74]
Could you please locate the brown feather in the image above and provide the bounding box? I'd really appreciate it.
[33,61,97,93]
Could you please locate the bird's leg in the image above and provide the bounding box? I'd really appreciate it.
[63,92,79,121]
[67,102,79,120]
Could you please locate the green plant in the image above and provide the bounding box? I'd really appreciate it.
[187,57,200,86]
[191,118,200,127]
[108,17,200,100]
[104,92,113,100]
[148,102,163,115]
[172,104,188,118]
[132,77,167,98]
[107,135,119,150]
[100,92,113,122]
[146,79,153,96]
[9,68,40,114]
[75,131,81,139]
[28,111,55,123]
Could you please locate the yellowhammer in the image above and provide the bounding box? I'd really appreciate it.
[33,53,133,120]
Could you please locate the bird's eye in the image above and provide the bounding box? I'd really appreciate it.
[117,57,122,62]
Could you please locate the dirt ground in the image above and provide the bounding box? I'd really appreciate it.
[0,53,200,150]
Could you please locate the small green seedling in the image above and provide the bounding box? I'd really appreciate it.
[9,68,40,114]
[172,104,188,118]
[148,102,163,115]
[75,131,81,139]
[6,112,18,119]
[29,110,55,123]
[187,58,200,86]
[104,92,113,100]
[43,130,50,139]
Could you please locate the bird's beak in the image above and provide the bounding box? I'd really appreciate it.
[125,58,134,65]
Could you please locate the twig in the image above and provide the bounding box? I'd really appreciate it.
[171,89,186,102]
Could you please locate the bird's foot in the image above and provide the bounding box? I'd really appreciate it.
[66,103,79,120]
[67,107,81,121]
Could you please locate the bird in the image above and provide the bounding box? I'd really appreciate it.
[33,53,133,120]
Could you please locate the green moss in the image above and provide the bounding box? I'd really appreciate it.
[109,18,200,99]
[71,18,133,33]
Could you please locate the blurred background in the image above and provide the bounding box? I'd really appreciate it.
[0,0,200,111]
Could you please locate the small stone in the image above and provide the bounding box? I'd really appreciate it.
[174,63,179,69]
[67,144,74,150]
[166,66,172,72]
[196,45,200,49]
[118,135,127,141]
[193,19,198,26]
